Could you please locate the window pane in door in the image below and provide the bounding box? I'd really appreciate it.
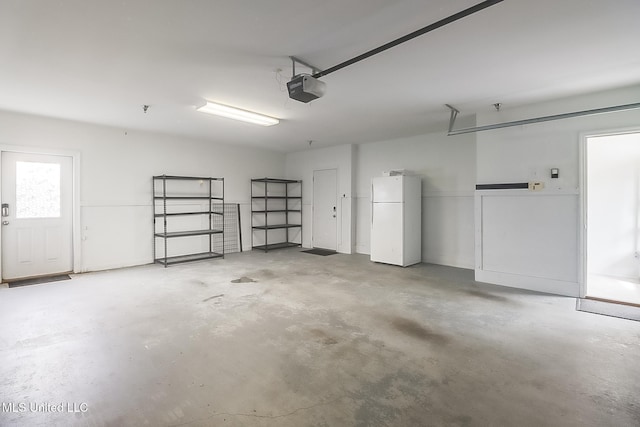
[16,161,61,218]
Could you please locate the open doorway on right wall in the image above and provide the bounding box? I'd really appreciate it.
[585,130,640,306]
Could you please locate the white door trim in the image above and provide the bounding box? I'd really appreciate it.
[0,144,81,280]
[579,126,640,298]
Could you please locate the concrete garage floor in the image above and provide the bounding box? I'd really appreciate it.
[1,250,639,427]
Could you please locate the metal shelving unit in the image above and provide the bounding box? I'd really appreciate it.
[251,178,302,252]
[153,175,225,266]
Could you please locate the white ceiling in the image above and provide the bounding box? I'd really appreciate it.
[1,0,639,152]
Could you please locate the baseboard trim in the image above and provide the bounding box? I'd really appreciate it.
[475,269,579,297]
[577,298,640,321]
[355,245,370,255]
[585,296,640,309]
[424,255,473,270]
[355,246,473,269]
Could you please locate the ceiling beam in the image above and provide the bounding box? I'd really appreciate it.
[312,0,504,79]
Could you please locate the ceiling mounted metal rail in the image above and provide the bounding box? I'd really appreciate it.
[446,102,640,136]
[311,0,503,79]
[445,103,460,134]
[289,56,322,77]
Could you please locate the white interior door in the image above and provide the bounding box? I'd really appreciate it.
[312,169,337,250]
[1,152,73,280]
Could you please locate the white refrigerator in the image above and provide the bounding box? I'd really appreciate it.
[370,175,421,266]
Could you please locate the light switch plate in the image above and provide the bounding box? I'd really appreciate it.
[528,182,545,191]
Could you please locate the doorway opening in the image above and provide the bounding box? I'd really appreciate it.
[584,131,640,306]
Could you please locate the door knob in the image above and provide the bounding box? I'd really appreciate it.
[2,221,8,226]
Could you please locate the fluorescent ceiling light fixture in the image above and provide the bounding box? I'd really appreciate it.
[196,101,279,126]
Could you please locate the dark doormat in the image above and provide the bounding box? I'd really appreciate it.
[7,274,71,288]
[576,298,640,322]
[302,248,337,256]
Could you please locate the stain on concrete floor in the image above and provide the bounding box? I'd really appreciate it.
[352,369,430,427]
[464,288,511,303]
[202,294,224,302]
[309,329,339,345]
[390,316,449,345]
[231,277,256,284]
[258,269,277,279]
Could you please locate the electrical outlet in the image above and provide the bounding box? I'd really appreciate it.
[528,182,545,191]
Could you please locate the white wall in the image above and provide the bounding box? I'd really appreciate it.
[0,110,285,273]
[475,84,640,296]
[355,119,476,269]
[285,144,354,253]
[8,82,638,293]
[587,132,640,279]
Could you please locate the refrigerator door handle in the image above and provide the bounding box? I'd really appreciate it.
[371,184,374,224]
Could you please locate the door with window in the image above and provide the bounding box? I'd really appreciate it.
[1,152,73,280]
